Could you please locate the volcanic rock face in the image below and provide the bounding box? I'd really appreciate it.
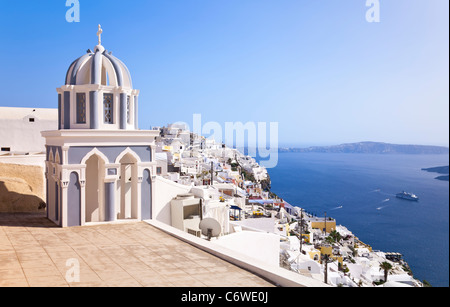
[0,163,46,212]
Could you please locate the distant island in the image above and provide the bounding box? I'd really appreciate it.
[279,142,449,155]
[422,165,449,181]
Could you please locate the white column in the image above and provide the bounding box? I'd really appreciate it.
[62,146,70,165]
[79,178,86,226]
[136,170,143,221]
[61,180,69,228]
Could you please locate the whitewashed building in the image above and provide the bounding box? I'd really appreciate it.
[0,107,57,154]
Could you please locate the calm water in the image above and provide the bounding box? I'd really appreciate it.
[267,152,449,287]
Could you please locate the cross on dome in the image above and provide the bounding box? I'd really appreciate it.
[97,24,103,45]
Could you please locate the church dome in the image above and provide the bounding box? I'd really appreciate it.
[65,44,133,88]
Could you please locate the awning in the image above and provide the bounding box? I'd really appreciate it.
[284,202,294,209]
[248,200,275,204]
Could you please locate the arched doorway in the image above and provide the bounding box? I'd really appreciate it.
[85,154,106,223]
[141,169,152,220]
[119,153,138,220]
[68,172,81,227]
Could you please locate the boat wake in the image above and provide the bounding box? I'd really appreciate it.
[377,198,390,210]
[371,188,395,197]
[330,205,343,210]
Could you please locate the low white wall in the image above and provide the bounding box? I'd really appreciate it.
[214,231,280,267]
[145,219,330,287]
[0,154,46,167]
[152,176,192,224]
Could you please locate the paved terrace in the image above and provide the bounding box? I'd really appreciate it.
[0,213,275,287]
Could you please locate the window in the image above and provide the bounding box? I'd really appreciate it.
[103,93,113,124]
[156,167,162,175]
[29,118,35,123]
[76,93,86,124]
[1,147,11,152]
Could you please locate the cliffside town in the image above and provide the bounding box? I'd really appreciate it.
[154,123,423,287]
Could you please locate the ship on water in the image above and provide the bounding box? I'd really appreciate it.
[396,191,419,201]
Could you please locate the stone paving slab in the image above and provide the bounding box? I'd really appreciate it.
[0,213,275,287]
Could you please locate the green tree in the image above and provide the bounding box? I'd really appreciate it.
[379,261,393,282]
[325,230,342,244]
[329,230,341,242]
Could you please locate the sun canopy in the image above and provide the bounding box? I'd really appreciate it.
[248,200,275,204]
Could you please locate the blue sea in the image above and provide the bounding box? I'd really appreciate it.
[266,152,449,287]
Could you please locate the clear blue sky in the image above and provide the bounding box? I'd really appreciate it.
[0,0,448,147]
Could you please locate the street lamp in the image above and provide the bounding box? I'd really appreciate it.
[322,254,330,284]
[298,208,304,253]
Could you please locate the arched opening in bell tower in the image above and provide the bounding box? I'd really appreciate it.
[118,153,138,220]
[85,154,106,223]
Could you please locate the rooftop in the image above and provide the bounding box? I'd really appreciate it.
[0,213,275,287]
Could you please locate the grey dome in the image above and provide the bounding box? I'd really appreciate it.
[65,44,133,88]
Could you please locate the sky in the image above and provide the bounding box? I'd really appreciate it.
[0,0,448,147]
